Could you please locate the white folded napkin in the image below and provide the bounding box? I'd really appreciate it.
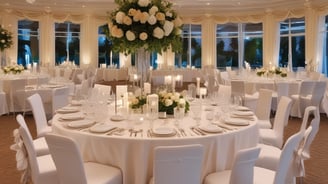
[224,117,249,126]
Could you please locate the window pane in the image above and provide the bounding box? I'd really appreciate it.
[244,37,263,68]
[217,23,238,37]
[279,17,305,69]
[216,37,238,68]
[17,20,39,67]
[55,22,80,65]
[178,24,201,68]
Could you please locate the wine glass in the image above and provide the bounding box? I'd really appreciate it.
[191,103,202,126]
[174,107,184,127]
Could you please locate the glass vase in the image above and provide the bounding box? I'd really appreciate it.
[135,47,150,89]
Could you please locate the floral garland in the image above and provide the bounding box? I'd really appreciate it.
[0,26,13,51]
[107,0,183,55]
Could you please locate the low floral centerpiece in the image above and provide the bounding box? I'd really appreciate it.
[107,0,183,54]
[2,64,25,74]
[0,26,13,52]
[158,90,190,115]
[129,94,147,111]
[256,67,287,78]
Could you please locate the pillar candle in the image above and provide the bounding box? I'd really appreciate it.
[144,82,151,94]
[196,77,200,95]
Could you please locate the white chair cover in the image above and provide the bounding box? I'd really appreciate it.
[18,126,58,184]
[259,96,292,148]
[256,89,273,129]
[15,114,49,156]
[149,144,204,184]
[27,93,52,137]
[204,146,261,184]
[290,80,315,118]
[45,133,122,184]
[254,131,303,184]
[0,80,8,115]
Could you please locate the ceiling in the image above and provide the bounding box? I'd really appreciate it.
[0,0,328,17]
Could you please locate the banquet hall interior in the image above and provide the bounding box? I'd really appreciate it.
[1,0,328,184]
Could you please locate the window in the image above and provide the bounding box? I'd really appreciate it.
[17,20,39,67]
[177,24,201,68]
[322,15,328,76]
[55,22,80,65]
[279,17,305,70]
[216,23,263,69]
[98,24,120,68]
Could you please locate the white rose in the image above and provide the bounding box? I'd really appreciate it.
[173,17,183,27]
[153,27,164,39]
[166,11,173,17]
[115,11,125,24]
[126,30,136,41]
[1,39,5,43]
[149,6,158,15]
[123,16,132,25]
[138,0,150,7]
[165,99,173,106]
[140,12,150,24]
[139,32,148,40]
[163,20,174,36]
[148,15,157,25]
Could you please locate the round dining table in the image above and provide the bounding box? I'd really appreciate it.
[51,99,259,184]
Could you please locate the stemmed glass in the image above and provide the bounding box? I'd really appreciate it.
[191,103,202,126]
[206,112,214,125]
[174,107,184,127]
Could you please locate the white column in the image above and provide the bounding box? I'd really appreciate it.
[201,17,216,68]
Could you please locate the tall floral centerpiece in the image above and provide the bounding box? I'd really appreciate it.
[107,0,183,54]
[107,0,183,87]
[0,26,13,67]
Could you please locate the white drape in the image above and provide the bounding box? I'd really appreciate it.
[0,7,328,69]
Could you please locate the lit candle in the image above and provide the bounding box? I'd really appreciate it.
[144,82,151,94]
[196,77,200,95]
[110,51,113,66]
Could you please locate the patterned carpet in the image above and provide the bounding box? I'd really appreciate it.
[1,110,328,183]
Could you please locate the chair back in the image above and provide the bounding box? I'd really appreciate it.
[153,144,204,184]
[52,87,70,115]
[27,93,48,136]
[18,126,40,183]
[300,106,317,131]
[231,80,245,98]
[255,89,272,120]
[276,82,289,101]
[94,84,112,96]
[16,114,34,149]
[230,147,261,184]
[272,96,292,148]
[300,107,320,159]
[274,131,303,184]
[218,84,231,99]
[45,133,87,184]
[311,81,327,107]
[299,81,315,97]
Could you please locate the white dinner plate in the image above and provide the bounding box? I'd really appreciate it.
[235,106,250,111]
[59,113,85,121]
[110,115,125,122]
[70,100,83,106]
[152,127,176,137]
[224,117,249,126]
[67,120,95,128]
[89,124,117,133]
[198,124,223,133]
[231,110,254,116]
[56,106,80,114]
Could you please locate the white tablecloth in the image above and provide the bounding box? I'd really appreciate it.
[52,102,259,184]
